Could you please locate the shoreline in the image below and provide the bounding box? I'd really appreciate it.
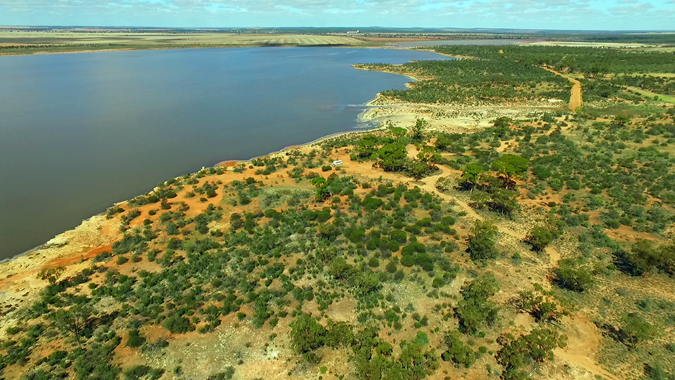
[1,58,566,264]
[0,45,227,57]
[0,99,389,265]
[0,49,455,264]
[214,119,386,168]
[0,43,383,57]
[2,78,565,267]
[0,47,423,264]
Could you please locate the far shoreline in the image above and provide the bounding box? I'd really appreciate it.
[0,43,386,57]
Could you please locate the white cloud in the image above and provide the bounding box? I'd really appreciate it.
[608,2,654,16]
[0,0,673,29]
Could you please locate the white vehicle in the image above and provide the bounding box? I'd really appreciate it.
[332,160,343,167]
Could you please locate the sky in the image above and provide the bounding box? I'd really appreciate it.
[1,0,674,31]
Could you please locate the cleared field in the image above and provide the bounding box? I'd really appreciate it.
[626,86,675,103]
[627,72,675,78]
[524,40,655,48]
[0,31,367,54]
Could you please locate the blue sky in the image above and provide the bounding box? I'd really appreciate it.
[1,0,674,30]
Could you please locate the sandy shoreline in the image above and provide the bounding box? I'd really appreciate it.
[0,53,411,265]
[211,127,389,172]
[0,88,559,266]
[0,102,387,266]
[0,101,394,317]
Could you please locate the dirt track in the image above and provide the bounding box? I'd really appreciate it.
[542,67,583,111]
[569,79,583,111]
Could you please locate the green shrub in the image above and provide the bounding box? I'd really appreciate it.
[645,362,669,380]
[303,351,321,364]
[666,343,675,353]
[620,314,654,348]
[441,216,456,226]
[525,226,554,252]
[413,331,430,346]
[207,368,235,380]
[442,331,476,368]
[124,366,164,380]
[615,240,674,276]
[549,178,563,191]
[162,315,194,334]
[401,255,415,267]
[402,241,426,256]
[466,220,498,261]
[126,329,145,348]
[390,229,408,244]
[553,259,595,292]
[456,273,500,334]
[289,314,327,354]
[516,290,565,322]
[497,328,567,376]
[325,321,354,348]
[93,251,112,263]
[363,195,384,211]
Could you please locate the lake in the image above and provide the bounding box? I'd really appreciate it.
[0,47,451,259]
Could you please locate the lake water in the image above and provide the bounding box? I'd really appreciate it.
[0,47,451,259]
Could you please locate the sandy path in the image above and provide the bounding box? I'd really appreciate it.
[552,315,622,380]
[338,143,563,268]
[542,67,583,112]
[415,170,562,267]
[334,153,610,379]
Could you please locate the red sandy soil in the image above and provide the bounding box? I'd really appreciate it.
[217,160,243,167]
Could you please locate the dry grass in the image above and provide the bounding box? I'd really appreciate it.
[625,86,675,103]
[0,31,365,46]
[0,31,367,55]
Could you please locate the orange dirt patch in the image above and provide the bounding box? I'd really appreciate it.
[43,243,113,269]
[0,243,113,290]
[217,160,243,167]
[604,225,663,244]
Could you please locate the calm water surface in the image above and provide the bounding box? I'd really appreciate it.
[0,47,451,259]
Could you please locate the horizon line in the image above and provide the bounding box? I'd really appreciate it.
[1,25,675,33]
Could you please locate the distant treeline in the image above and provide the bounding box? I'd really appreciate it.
[362,58,568,105]
[576,34,675,44]
[430,45,675,75]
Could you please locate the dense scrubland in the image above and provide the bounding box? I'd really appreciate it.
[1,45,674,380]
[358,45,675,106]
